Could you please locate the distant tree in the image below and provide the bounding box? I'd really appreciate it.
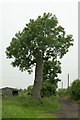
[6,13,73,98]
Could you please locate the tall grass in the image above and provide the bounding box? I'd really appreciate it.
[2,95,60,118]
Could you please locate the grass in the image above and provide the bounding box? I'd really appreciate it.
[2,95,60,118]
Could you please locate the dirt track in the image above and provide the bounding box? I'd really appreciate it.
[55,97,80,118]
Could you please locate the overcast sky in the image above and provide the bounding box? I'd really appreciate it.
[0,0,78,89]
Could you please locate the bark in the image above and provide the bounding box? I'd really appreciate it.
[32,51,43,98]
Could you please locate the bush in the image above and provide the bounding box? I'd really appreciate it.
[70,79,80,100]
[57,88,67,97]
[41,81,57,97]
[26,85,33,95]
[19,88,28,96]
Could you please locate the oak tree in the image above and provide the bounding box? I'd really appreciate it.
[6,13,73,98]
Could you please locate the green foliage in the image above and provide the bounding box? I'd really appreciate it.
[41,81,57,97]
[26,85,33,95]
[70,79,80,100]
[2,96,60,118]
[5,12,74,98]
[43,60,61,82]
[57,88,67,97]
[26,59,61,97]
[19,88,27,96]
[57,80,80,101]
[42,59,61,97]
[6,12,73,72]
[26,82,58,97]
[57,87,73,99]
[26,81,58,97]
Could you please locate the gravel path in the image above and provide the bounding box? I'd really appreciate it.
[55,97,80,119]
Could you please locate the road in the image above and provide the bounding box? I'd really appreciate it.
[55,97,79,119]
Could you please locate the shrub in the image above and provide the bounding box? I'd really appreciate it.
[26,85,33,95]
[41,81,57,97]
[70,79,80,100]
[57,88,67,97]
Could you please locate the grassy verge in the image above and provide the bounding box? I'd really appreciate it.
[2,95,60,118]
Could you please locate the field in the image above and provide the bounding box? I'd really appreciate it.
[2,95,60,118]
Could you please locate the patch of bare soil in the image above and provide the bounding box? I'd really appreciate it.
[54,97,80,119]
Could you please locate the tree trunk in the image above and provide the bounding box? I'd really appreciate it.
[32,51,43,98]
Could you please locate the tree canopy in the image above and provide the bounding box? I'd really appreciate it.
[6,13,73,72]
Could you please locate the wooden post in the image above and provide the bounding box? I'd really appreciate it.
[61,81,63,89]
[68,74,69,88]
